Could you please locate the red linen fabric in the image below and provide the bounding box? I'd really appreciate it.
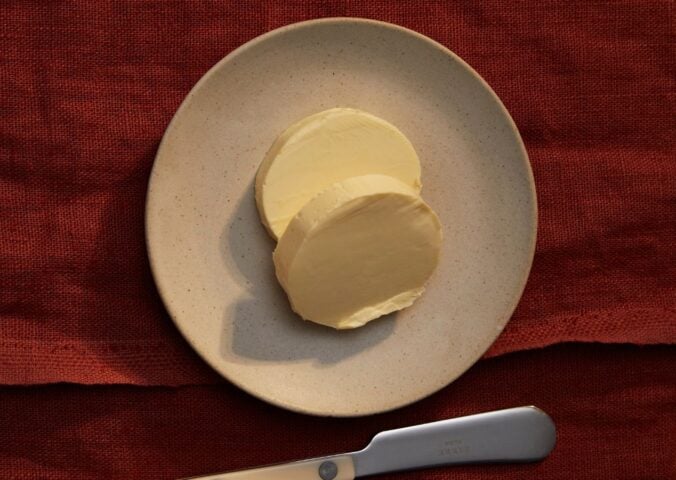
[0,345,674,479]
[0,2,674,479]
[1,1,674,386]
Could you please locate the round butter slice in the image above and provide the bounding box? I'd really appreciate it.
[256,108,421,240]
[273,174,442,329]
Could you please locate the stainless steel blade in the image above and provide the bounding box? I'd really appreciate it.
[351,406,556,477]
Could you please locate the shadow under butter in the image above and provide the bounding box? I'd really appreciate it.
[219,180,395,366]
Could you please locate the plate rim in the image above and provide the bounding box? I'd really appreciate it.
[145,17,537,417]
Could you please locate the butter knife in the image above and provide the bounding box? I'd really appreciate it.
[182,406,556,479]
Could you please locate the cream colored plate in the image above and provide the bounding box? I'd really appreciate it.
[146,18,536,416]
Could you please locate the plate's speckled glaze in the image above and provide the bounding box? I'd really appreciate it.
[146,18,536,416]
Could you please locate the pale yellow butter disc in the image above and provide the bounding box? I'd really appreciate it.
[273,174,442,329]
[255,108,421,240]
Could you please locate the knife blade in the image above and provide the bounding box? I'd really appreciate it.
[182,406,556,480]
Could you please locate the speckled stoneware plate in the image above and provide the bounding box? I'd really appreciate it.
[146,18,536,416]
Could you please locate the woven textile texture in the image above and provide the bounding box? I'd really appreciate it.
[0,1,674,479]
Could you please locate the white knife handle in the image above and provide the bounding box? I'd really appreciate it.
[182,455,355,480]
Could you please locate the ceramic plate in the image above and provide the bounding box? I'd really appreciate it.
[146,18,536,416]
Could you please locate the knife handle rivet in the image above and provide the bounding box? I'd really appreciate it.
[318,460,338,480]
